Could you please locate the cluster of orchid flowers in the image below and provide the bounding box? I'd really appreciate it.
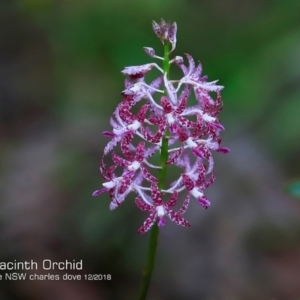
[93,19,229,234]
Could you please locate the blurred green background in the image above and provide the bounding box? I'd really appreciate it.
[1,0,300,299]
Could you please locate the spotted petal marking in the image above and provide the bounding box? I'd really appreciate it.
[137,212,157,234]
[112,153,130,168]
[198,196,210,209]
[141,166,158,183]
[178,193,191,215]
[121,63,158,79]
[135,142,145,162]
[169,22,177,52]
[119,171,134,194]
[137,104,148,123]
[141,118,167,143]
[135,197,152,211]
[121,132,134,160]
[166,191,178,208]
[166,146,183,165]
[167,210,190,227]
[152,20,162,39]
[151,183,163,206]
[182,174,195,191]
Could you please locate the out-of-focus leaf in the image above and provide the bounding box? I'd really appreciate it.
[286,181,300,198]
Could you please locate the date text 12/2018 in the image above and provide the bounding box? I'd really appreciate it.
[84,274,111,280]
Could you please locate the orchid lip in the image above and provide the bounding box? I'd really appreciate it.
[186,137,197,149]
[127,120,141,131]
[166,113,175,124]
[191,188,203,199]
[156,206,165,217]
[158,217,166,227]
[202,114,216,122]
[128,161,141,171]
[113,128,124,135]
[103,180,116,189]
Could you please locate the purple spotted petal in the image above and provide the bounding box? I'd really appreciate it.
[166,146,183,165]
[181,174,195,191]
[217,147,230,154]
[152,20,162,39]
[167,210,191,227]
[141,166,158,183]
[121,63,156,79]
[198,196,211,209]
[135,197,152,211]
[158,217,167,227]
[103,131,114,137]
[169,22,177,52]
[92,187,109,197]
[112,153,130,167]
[137,212,157,234]
[151,183,163,206]
[166,191,178,208]
[178,193,191,215]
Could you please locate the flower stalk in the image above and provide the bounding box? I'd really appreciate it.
[138,42,170,300]
[138,223,159,300]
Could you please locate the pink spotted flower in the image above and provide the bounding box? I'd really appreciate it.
[135,183,190,234]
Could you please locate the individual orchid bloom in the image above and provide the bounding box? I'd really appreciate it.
[108,175,154,211]
[174,54,203,81]
[174,53,224,95]
[181,163,216,209]
[182,93,224,136]
[160,95,197,133]
[93,159,157,211]
[167,128,228,173]
[199,92,225,137]
[122,76,163,101]
[163,154,198,193]
[102,101,135,155]
[122,80,163,99]
[122,78,164,113]
[102,117,131,155]
[92,160,135,209]
[194,136,230,156]
[103,100,149,154]
[192,136,229,173]
[166,127,200,165]
[141,116,167,144]
[118,101,148,131]
[135,183,190,234]
[112,141,158,183]
[92,160,116,198]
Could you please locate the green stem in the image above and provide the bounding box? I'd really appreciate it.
[138,43,170,300]
[138,223,159,300]
[158,135,169,189]
[163,42,170,78]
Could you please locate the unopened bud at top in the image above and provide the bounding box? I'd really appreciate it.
[152,19,177,52]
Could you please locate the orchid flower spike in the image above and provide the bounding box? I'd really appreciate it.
[93,19,229,234]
